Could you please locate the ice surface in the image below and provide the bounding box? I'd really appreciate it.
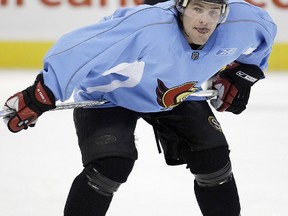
[0,70,287,216]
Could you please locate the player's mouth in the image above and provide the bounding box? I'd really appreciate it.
[194,27,209,34]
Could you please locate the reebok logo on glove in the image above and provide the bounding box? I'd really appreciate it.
[236,71,258,83]
[35,82,53,105]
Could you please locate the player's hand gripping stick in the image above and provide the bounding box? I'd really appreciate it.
[210,62,264,114]
[3,74,56,133]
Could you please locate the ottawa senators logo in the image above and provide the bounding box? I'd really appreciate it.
[156,79,197,109]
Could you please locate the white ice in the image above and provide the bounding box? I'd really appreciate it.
[0,70,288,216]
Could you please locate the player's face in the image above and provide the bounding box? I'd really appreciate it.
[182,0,222,45]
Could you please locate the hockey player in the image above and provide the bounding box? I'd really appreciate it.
[3,0,276,215]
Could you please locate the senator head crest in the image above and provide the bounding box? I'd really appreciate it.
[156,79,197,109]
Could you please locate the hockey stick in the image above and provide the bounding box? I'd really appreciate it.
[0,90,218,118]
[0,100,107,118]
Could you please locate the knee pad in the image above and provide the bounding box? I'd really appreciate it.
[86,166,121,196]
[194,161,233,187]
[184,146,233,187]
[85,157,135,196]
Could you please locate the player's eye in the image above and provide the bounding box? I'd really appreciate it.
[209,9,221,18]
[193,6,203,13]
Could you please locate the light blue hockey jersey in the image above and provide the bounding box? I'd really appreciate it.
[42,0,277,112]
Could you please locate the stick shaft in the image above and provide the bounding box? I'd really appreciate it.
[0,90,218,118]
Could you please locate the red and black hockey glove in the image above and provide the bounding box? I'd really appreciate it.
[3,73,56,133]
[210,62,264,114]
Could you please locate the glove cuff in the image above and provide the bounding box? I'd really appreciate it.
[221,62,264,87]
[25,73,56,115]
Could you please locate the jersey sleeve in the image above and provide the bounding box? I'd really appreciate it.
[227,1,277,71]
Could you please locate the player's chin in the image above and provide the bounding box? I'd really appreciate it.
[190,31,211,45]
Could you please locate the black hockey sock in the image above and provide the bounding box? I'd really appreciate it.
[194,176,241,216]
[64,170,113,216]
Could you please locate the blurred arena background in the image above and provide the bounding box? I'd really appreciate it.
[0,0,287,71]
